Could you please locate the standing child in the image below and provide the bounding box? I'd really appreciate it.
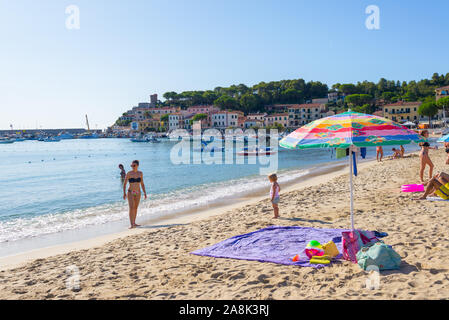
[268,173,280,219]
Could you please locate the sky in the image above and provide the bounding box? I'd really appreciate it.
[1,0,449,130]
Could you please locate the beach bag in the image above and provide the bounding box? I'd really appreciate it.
[342,230,379,263]
[356,242,401,271]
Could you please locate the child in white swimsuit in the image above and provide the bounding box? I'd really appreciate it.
[268,173,280,219]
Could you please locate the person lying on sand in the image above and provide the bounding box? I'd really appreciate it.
[413,172,449,200]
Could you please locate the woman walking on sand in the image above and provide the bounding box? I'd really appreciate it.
[123,160,147,228]
[419,142,436,183]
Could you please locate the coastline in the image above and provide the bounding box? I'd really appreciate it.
[0,157,375,271]
[2,149,448,300]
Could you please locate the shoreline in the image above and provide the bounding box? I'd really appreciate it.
[0,157,378,271]
[1,149,448,299]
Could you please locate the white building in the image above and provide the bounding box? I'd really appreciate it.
[287,104,329,127]
[168,113,183,131]
[211,111,241,129]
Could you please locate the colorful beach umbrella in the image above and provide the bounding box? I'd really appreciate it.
[279,110,425,230]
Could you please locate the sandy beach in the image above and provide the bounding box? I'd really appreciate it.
[1,149,448,300]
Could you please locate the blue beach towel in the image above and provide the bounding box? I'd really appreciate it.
[191,226,351,268]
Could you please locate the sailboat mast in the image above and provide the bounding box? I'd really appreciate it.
[85,114,90,132]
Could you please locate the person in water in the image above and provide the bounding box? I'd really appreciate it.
[419,141,437,183]
[413,172,449,200]
[123,160,147,228]
[268,173,280,219]
[376,146,383,162]
[118,164,126,181]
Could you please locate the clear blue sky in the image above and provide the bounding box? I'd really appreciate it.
[1,0,448,129]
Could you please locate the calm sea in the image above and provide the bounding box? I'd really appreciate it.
[0,138,419,253]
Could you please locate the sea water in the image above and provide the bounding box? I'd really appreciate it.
[0,138,419,254]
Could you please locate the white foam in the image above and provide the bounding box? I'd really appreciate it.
[0,167,312,243]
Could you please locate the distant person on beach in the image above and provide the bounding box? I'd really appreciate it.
[400,145,405,158]
[413,172,449,200]
[268,173,280,219]
[376,146,383,162]
[392,148,401,159]
[118,164,126,181]
[420,130,429,140]
[446,148,449,165]
[123,160,147,228]
[419,142,437,183]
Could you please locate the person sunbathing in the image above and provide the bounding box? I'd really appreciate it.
[413,172,449,200]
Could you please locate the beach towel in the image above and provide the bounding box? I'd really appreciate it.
[426,197,449,202]
[191,226,351,268]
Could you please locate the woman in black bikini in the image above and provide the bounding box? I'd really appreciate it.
[123,160,147,228]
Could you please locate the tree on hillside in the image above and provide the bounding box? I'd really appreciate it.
[381,92,396,103]
[192,113,208,121]
[338,84,358,95]
[418,102,439,128]
[214,95,239,110]
[240,93,262,113]
[345,94,373,107]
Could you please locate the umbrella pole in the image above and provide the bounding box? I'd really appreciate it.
[349,147,355,231]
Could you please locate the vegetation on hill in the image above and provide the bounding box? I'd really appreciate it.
[113,73,449,126]
[158,73,449,114]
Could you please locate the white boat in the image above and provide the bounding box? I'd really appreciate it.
[148,136,161,143]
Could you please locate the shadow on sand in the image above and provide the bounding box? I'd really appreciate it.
[279,217,332,225]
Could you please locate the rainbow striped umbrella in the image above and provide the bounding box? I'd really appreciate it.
[280,111,424,150]
[279,111,424,230]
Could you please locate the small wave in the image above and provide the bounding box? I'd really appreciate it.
[0,167,313,243]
